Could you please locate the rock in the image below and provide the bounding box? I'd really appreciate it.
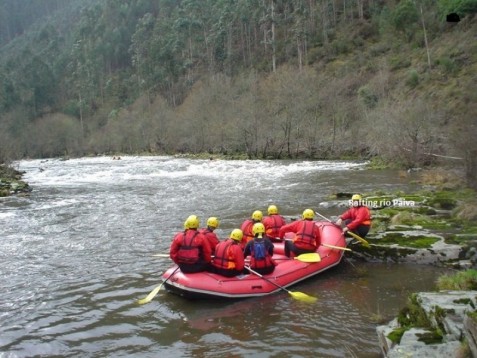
[464,315,477,357]
[377,291,477,357]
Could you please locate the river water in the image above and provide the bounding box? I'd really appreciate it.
[0,156,450,357]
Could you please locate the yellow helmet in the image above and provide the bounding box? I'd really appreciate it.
[206,217,219,229]
[267,205,278,215]
[251,210,263,221]
[351,194,363,201]
[230,229,243,241]
[252,222,265,237]
[302,209,314,220]
[184,215,200,229]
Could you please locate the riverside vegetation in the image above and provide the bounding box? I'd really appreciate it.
[0,0,476,189]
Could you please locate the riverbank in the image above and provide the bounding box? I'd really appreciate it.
[321,167,477,268]
[324,168,477,357]
[0,164,31,197]
[376,270,477,357]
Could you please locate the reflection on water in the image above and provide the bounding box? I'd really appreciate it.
[0,157,447,357]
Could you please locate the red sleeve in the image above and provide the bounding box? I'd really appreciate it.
[340,208,352,221]
[199,234,212,262]
[346,207,368,230]
[169,233,182,263]
[278,221,298,239]
[262,216,272,229]
[233,245,245,271]
[240,220,251,233]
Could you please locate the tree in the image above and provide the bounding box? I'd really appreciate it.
[391,0,419,40]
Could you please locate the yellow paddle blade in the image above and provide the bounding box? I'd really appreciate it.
[347,231,370,247]
[152,254,170,258]
[137,283,163,305]
[295,253,321,263]
[289,291,318,303]
[322,243,352,251]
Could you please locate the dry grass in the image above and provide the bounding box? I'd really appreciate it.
[454,201,477,221]
[418,168,465,189]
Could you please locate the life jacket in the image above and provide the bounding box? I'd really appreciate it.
[241,219,255,243]
[250,239,274,269]
[294,220,317,249]
[176,230,201,264]
[264,215,286,237]
[213,239,238,270]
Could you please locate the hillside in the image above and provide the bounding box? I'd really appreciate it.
[0,0,476,187]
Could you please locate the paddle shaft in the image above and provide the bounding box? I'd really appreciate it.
[137,266,179,304]
[245,266,293,294]
[245,267,317,303]
[322,243,352,251]
[163,266,180,286]
[314,211,334,223]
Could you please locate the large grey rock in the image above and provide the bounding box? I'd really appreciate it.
[377,291,477,357]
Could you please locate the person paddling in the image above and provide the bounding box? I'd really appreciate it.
[335,194,372,239]
[278,209,321,258]
[199,216,220,252]
[208,229,245,277]
[169,215,212,273]
[262,204,286,241]
[240,210,263,248]
[244,223,276,275]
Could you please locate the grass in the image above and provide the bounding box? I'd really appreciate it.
[436,269,477,291]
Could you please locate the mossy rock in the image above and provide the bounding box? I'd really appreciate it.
[376,232,440,249]
[398,294,432,328]
[425,191,458,210]
[444,234,477,245]
[352,242,417,261]
[387,327,408,344]
[416,330,444,344]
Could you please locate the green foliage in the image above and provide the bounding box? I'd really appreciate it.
[406,69,420,88]
[389,55,412,70]
[436,269,477,290]
[437,0,477,18]
[391,0,419,33]
[435,56,458,75]
[387,327,407,343]
[398,294,432,328]
[358,86,378,109]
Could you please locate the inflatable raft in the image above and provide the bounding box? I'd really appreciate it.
[162,221,347,300]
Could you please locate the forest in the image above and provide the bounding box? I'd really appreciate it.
[0,0,476,187]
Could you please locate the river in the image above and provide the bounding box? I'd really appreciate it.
[0,156,450,357]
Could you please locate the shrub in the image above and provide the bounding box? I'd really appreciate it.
[406,69,420,88]
[438,0,477,19]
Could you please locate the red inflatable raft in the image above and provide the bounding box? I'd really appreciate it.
[162,221,347,299]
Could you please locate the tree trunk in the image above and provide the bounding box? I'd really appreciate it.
[420,4,432,71]
[271,0,276,72]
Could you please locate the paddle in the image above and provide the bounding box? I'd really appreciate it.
[153,253,321,263]
[322,243,352,252]
[137,266,180,305]
[314,211,370,247]
[293,252,321,262]
[245,266,317,303]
